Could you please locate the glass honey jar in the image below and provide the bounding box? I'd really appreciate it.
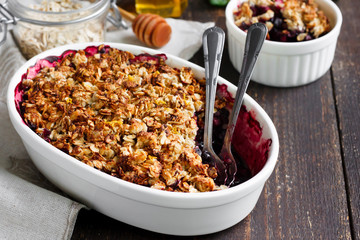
[135,0,188,18]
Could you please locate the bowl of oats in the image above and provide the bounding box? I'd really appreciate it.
[226,0,342,87]
[7,42,279,235]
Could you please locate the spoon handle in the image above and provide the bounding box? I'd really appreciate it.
[202,26,225,151]
[224,23,267,143]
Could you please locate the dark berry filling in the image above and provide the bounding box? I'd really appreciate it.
[234,0,330,42]
[195,84,271,187]
[247,5,314,42]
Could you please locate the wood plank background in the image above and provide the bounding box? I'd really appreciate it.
[71,1,359,239]
[331,0,360,239]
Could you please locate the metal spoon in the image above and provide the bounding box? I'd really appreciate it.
[202,26,227,184]
[220,23,267,186]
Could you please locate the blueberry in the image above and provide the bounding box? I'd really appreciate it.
[27,122,37,131]
[256,6,270,15]
[194,145,202,156]
[44,56,59,63]
[60,148,69,154]
[169,179,179,189]
[287,30,297,39]
[250,6,257,16]
[239,22,250,31]
[197,141,204,150]
[202,151,211,160]
[201,150,215,165]
[213,117,221,126]
[219,108,230,124]
[99,48,106,54]
[273,17,283,29]
[43,128,51,138]
[305,34,313,41]
[279,33,288,42]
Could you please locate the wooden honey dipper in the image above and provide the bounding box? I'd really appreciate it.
[117,7,172,48]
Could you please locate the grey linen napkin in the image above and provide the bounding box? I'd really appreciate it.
[0,34,84,240]
[0,19,214,239]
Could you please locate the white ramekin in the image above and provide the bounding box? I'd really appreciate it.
[7,42,279,236]
[226,0,342,87]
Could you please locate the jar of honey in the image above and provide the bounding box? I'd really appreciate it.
[135,0,188,18]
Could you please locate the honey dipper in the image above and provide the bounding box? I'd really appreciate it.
[117,7,172,48]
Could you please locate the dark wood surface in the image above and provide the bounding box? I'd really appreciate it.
[71,0,360,239]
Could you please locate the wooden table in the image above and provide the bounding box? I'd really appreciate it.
[71,0,360,239]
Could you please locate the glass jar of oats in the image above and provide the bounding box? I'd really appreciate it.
[0,0,127,59]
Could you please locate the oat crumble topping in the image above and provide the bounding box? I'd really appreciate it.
[19,45,231,192]
[233,0,331,42]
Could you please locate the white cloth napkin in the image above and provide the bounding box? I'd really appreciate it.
[0,18,214,240]
[106,18,214,60]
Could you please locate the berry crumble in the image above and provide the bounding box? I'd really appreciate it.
[15,45,271,192]
[233,0,331,42]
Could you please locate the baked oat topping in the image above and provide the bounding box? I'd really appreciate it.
[233,0,331,42]
[19,45,233,192]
